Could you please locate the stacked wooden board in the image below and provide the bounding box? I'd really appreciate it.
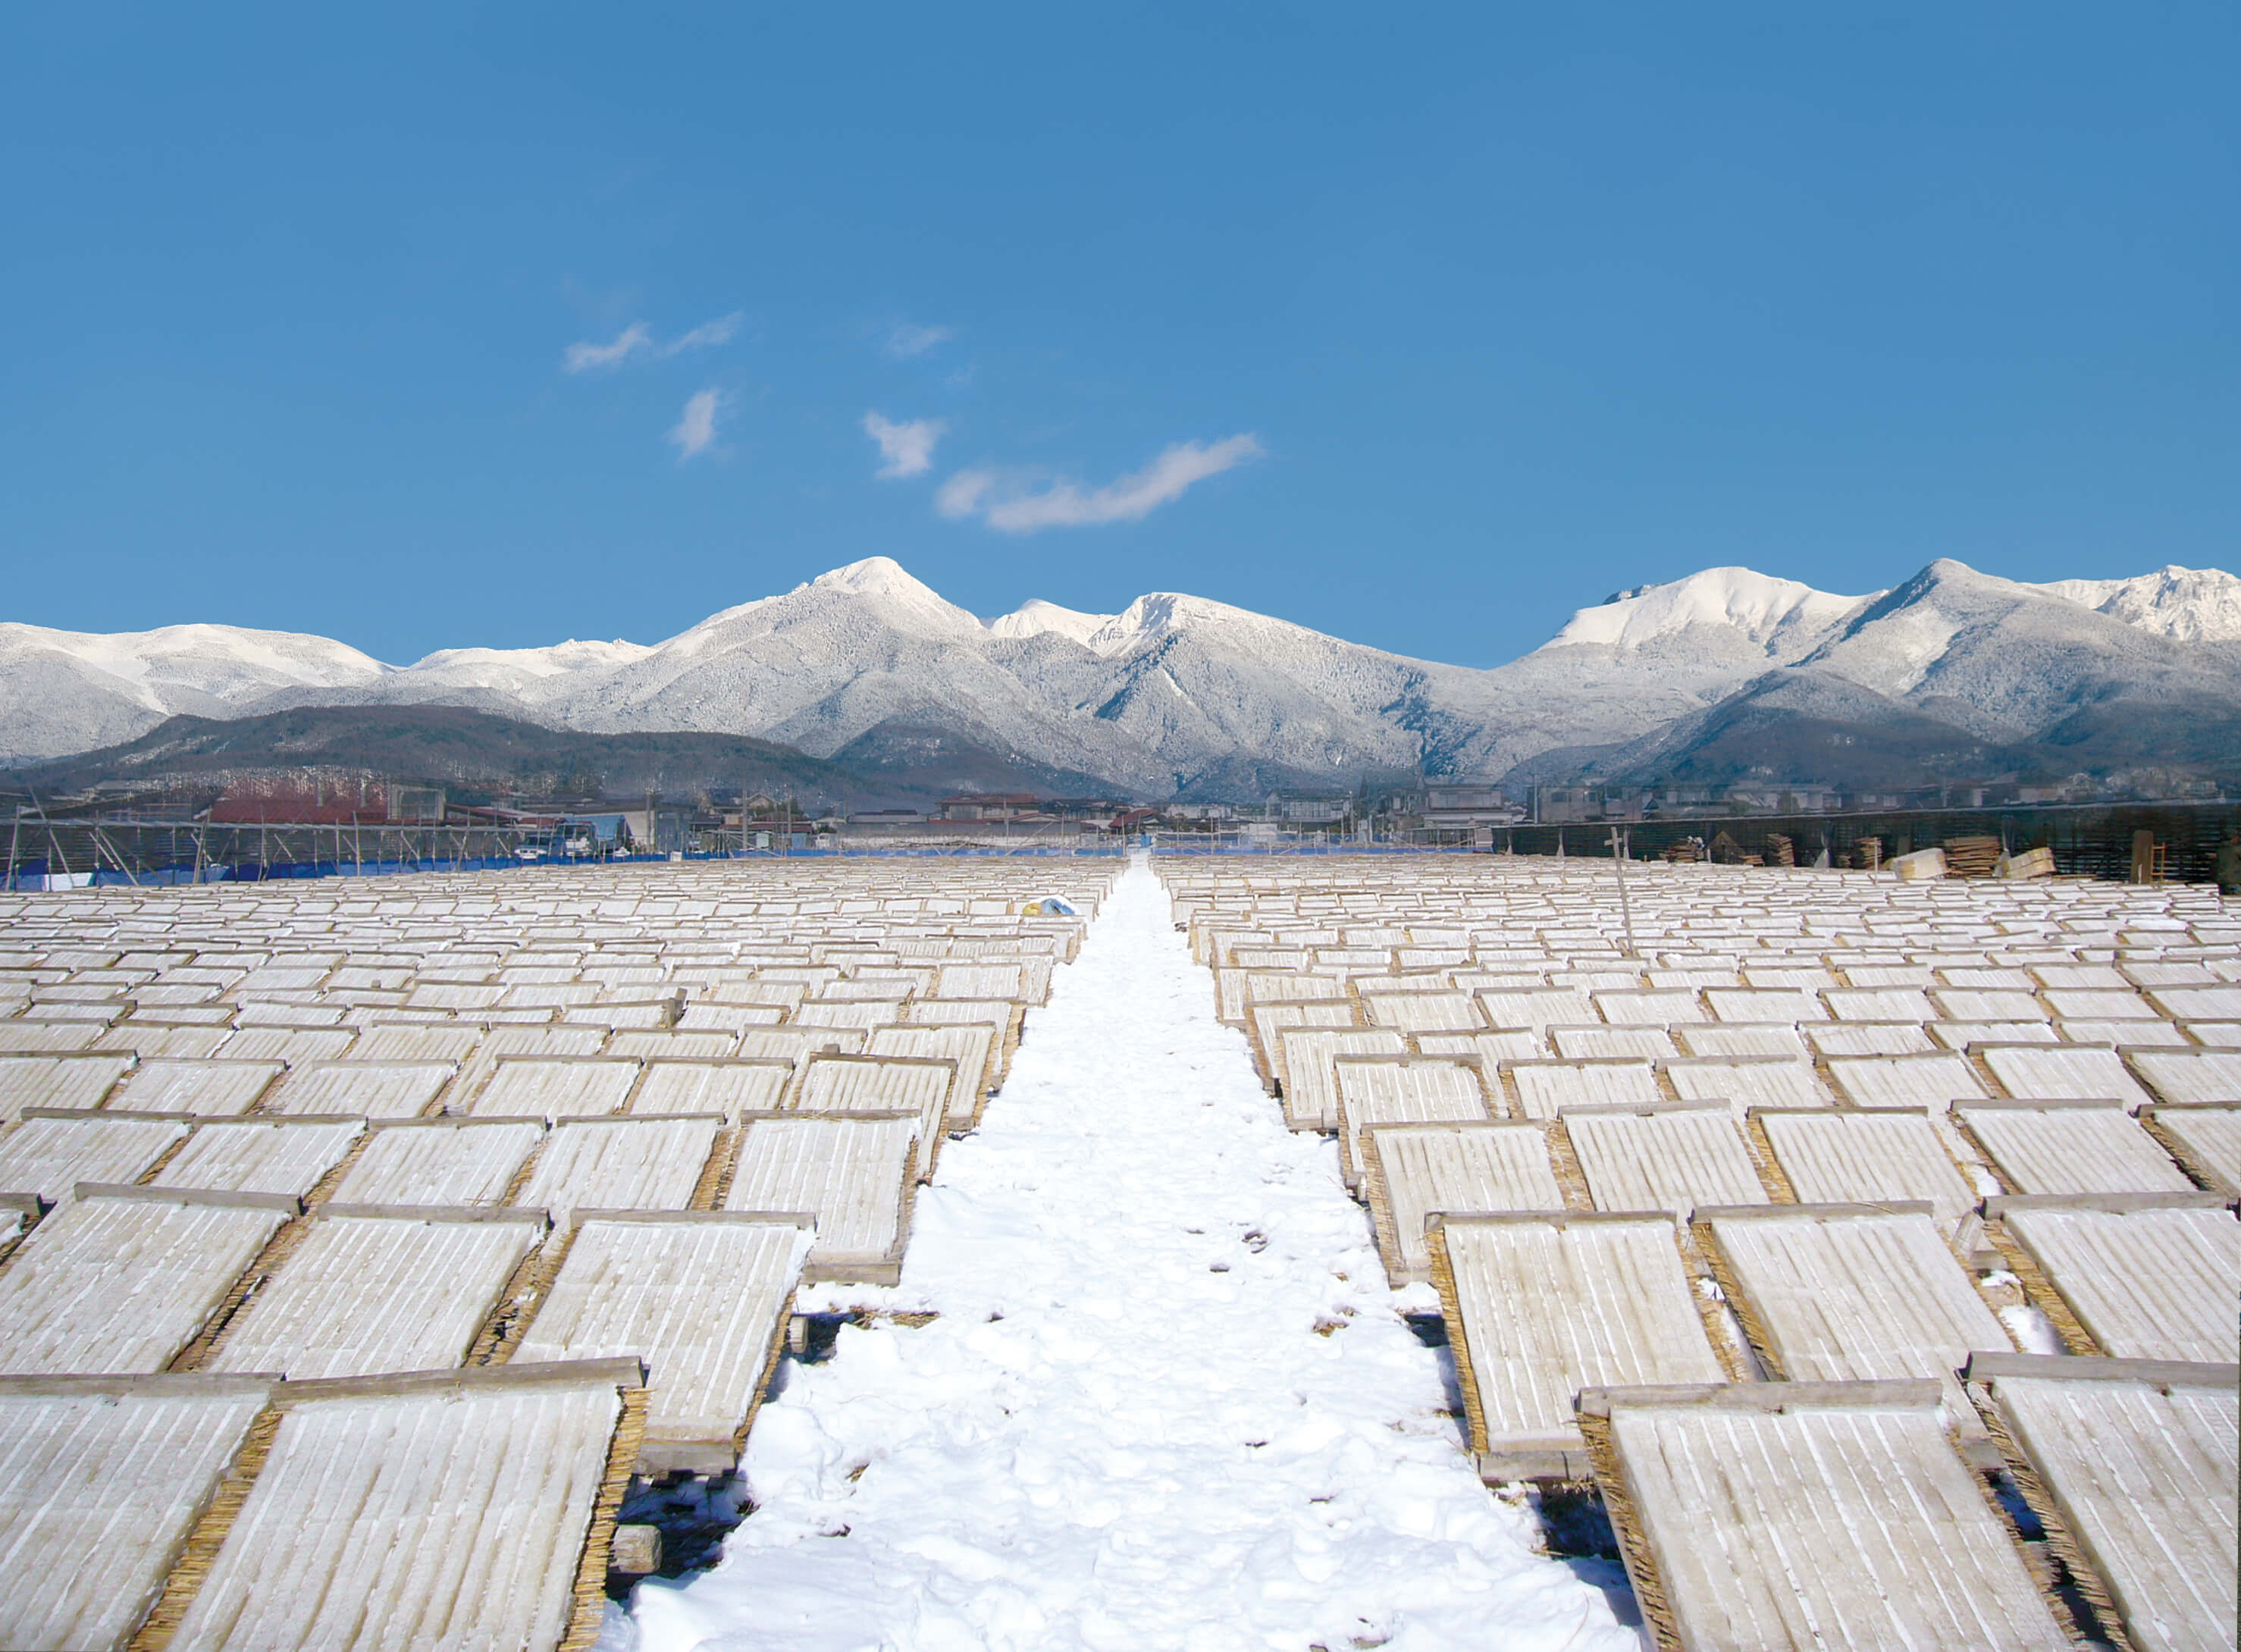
[0,857,1109,1647]
[5,842,2235,1645]
[1161,851,2241,1647]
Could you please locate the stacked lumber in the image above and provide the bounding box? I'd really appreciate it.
[1945,835,2004,879]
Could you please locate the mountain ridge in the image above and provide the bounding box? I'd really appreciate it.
[5,556,2236,797]
[0,703,1111,812]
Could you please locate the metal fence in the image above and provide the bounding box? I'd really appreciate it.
[1149,802,2241,886]
[0,811,1128,889]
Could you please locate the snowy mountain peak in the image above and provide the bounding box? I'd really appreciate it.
[406,638,656,678]
[984,599,1116,647]
[804,556,940,600]
[2026,563,2241,643]
[1085,591,1327,657]
[1540,567,1870,658]
[0,619,393,763]
[0,620,390,701]
[785,556,987,636]
[1095,593,1194,649]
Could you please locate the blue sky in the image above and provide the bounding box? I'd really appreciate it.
[2,5,2233,669]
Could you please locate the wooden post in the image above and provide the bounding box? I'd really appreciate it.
[1609,826,1636,957]
[23,790,69,886]
[94,826,139,886]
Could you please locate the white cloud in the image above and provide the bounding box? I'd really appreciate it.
[665,312,742,354]
[936,434,1264,533]
[886,322,956,358]
[863,412,946,479]
[564,322,653,373]
[563,312,741,372]
[668,389,724,460]
[934,469,995,519]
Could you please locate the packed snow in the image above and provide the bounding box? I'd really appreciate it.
[613,859,1641,1652]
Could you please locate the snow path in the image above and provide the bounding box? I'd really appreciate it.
[625,859,1641,1652]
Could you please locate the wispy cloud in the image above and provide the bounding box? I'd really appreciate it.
[885,321,956,359]
[936,434,1263,533]
[862,412,946,479]
[668,312,741,353]
[564,322,653,373]
[563,312,743,373]
[668,389,725,461]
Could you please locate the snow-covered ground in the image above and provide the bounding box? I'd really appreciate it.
[616,857,1642,1652]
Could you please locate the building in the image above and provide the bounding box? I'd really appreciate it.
[387,786,447,823]
[1721,785,1845,814]
[207,777,389,826]
[935,794,1045,822]
[1421,781,1525,832]
[1534,785,1641,823]
[1045,798,1130,821]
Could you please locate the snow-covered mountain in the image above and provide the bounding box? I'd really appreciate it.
[453,560,1530,795]
[1792,560,2241,739]
[0,621,387,765]
[2023,565,2241,644]
[1541,568,1866,656]
[4,556,2236,793]
[1522,559,2241,788]
[396,638,657,701]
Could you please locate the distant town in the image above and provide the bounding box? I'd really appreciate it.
[8,767,2236,890]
